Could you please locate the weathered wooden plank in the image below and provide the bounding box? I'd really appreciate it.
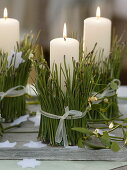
[0,147,127,161]
[4,128,38,132]
[2,133,38,143]
[0,123,126,161]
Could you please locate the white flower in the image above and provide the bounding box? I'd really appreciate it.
[7,51,25,68]
[104,98,109,103]
[29,53,34,60]
[93,129,103,135]
[109,122,114,129]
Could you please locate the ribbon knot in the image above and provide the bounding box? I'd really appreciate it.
[55,106,70,147]
[41,106,83,147]
[55,106,83,147]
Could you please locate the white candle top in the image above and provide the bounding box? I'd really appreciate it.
[50,38,79,45]
[0,18,19,24]
[50,23,79,92]
[0,8,19,24]
[84,17,111,24]
[51,22,79,45]
[84,6,111,24]
[84,7,111,25]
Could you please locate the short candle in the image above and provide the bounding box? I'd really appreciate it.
[50,23,79,92]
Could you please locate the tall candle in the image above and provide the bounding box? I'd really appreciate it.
[83,7,111,60]
[50,23,79,92]
[0,8,20,54]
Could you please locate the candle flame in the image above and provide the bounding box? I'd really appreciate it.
[4,8,8,19]
[63,23,67,40]
[96,6,101,18]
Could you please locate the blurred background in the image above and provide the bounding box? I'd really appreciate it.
[0,0,126,84]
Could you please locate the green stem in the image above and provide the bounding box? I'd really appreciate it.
[108,125,121,133]
[89,126,108,129]
[118,97,127,100]
[26,101,40,105]
[4,124,21,131]
[109,136,124,140]
[111,138,124,141]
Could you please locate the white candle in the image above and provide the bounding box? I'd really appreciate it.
[50,23,79,92]
[0,8,20,54]
[83,7,111,60]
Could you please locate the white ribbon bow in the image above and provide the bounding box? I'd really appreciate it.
[40,106,90,147]
[55,107,82,147]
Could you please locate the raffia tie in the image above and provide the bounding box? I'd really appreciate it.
[91,79,120,104]
[40,106,90,147]
[0,85,26,100]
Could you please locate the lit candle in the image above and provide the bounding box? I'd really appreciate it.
[0,8,20,54]
[50,23,79,92]
[83,6,111,60]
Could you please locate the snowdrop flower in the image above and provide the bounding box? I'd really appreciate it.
[8,51,25,68]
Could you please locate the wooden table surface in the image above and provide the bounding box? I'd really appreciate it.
[0,103,126,161]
